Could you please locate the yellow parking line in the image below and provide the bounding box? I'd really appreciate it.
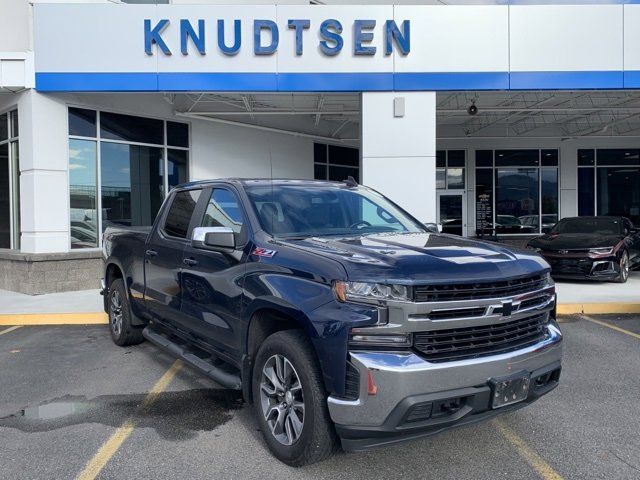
[494,419,564,480]
[76,359,183,480]
[0,325,22,335]
[581,315,640,340]
[0,313,108,326]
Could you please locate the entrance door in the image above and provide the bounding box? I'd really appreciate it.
[437,191,466,236]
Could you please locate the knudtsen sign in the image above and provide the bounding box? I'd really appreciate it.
[144,18,410,57]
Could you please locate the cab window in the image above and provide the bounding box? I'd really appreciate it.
[163,189,201,239]
[201,188,246,243]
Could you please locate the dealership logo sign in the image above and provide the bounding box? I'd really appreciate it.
[144,18,410,57]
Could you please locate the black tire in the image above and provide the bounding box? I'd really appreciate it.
[107,278,145,346]
[615,250,630,283]
[252,330,338,466]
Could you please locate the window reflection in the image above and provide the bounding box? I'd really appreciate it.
[101,143,164,230]
[69,139,98,249]
[0,144,9,248]
[541,168,559,232]
[495,168,539,234]
[597,167,640,225]
[67,108,189,248]
[313,142,360,182]
[168,149,188,189]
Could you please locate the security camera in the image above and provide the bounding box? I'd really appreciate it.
[467,104,478,116]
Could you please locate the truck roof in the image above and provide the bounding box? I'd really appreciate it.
[174,178,354,190]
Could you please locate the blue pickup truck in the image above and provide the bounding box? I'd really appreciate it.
[102,178,562,466]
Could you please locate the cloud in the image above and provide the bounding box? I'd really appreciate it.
[69,163,87,170]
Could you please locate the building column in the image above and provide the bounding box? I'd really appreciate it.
[19,90,70,253]
[360,91,436,223]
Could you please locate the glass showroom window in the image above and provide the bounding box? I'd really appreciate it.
[0,109,20,249]
[475,149,558,235]
[436,150,465,190]
[314,143,360,182]
[68,108,189,249]
[578,149,640,225]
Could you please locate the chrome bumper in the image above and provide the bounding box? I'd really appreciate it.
[328,323,563,428]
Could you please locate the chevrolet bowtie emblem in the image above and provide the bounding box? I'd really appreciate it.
[501,300,513,317]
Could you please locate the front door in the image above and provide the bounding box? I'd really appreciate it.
[180,186,249,360]
[437,191,466,236]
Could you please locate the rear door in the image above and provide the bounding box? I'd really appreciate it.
[144,188,203,330]
[180,186,250,359]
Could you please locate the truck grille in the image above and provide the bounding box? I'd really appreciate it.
[413,313,549,363]
[413,274,547,303]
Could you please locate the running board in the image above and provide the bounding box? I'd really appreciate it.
[142,327,242,390]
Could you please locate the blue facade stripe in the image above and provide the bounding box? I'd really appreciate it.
[157,73,278,91]
[36,72,158,91]
[277,73,393,92]
[36,71,640,92]
[623,71,640,88]
[510,71,624,90]
[394,72,509,91]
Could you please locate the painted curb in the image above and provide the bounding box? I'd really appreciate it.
[1,304,639,326]
[556,303,640,315]
[0,312,108,326]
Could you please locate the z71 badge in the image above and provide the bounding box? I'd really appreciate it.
[252,247,277,258]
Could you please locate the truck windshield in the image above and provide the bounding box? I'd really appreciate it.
[245,184,425,238]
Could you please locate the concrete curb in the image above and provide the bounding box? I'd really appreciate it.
[0,312,108,326]
[556,303,640,315]
[1,303,639,326]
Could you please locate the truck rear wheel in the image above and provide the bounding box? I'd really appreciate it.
[252,330,337,466]
[108,278,145,346]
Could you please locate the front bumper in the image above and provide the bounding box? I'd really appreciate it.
[327,323,562,451]
[542,253,620,280]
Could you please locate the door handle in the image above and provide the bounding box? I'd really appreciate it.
[145,249,158,257]
[183,257,198,267]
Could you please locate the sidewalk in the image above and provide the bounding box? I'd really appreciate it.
[555,271,640,314]
[0,289,106,325]
[0,272,638,325]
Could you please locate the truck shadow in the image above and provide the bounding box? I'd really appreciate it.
[0,388,243,441]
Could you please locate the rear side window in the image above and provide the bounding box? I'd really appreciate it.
[163,189,201,239]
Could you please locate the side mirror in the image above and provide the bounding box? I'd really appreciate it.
[423,222,442,233]
[192,226,235,251]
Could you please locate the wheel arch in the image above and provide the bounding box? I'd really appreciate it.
[241,301,315,403]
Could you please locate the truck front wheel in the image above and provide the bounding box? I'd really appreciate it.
[252,330,337,466]
[107,278,145,346]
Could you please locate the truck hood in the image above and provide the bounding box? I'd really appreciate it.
[279,232,548,284]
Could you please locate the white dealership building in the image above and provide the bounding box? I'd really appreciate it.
[1,0,640,293]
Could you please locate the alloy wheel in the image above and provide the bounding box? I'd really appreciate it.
[621,253,630,281]
[109,289,123,337]
[259,354,305,446]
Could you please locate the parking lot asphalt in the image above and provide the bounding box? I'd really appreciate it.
[1,315,639,480]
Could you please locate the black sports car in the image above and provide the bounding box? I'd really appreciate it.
[527,216,640,283]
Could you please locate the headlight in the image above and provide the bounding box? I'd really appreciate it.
[333,281,409,304]
[349,331,413,348]
[589,247,614,255]
[543,271,554,287]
